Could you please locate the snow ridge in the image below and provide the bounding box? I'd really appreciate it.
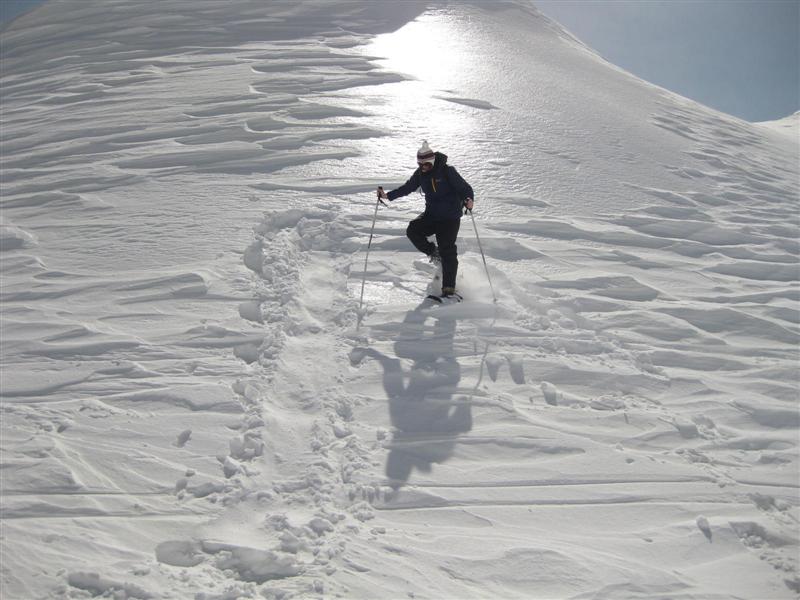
[1,0,798,598]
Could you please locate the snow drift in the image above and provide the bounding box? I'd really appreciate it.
[1,1,798,598]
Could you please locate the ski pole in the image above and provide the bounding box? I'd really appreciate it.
[358,188,388,321]
[466,207,497,303]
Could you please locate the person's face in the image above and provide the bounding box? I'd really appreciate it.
[419,161,433,173]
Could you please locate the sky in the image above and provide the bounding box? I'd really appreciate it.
[0,0,41,24]
[535,0,799,122]
[1,0,798,122]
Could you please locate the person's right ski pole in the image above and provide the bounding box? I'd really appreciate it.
[466,207,497,303]
[357,188,387,325]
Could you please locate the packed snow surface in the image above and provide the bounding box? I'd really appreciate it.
[1,1,798,598]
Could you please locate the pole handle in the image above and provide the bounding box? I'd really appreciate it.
[377,186,388,207]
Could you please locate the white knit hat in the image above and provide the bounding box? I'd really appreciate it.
[416,140,435,165]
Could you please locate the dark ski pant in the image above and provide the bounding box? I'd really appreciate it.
[406,213,460,289]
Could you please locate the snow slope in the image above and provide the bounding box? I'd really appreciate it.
[757,111,800,141]
[1,1,798,598]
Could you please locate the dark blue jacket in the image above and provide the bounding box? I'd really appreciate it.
[387,152,474,220]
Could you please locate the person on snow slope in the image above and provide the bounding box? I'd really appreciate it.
[379,140,474,299]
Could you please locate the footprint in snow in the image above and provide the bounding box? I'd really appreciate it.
[175,429,191,447]
[696,516,712,541]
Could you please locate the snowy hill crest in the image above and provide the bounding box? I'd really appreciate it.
[1,1,798,598]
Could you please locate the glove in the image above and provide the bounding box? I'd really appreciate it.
[464,198,474,211]
[377,186,388,200]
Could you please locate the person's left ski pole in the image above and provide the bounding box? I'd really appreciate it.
[465,205,497,303]
[357,187,388,327]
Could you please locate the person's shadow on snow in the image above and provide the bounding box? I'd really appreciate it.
[351,300,472,489]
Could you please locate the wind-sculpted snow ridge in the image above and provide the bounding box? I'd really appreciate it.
[756,111,800,140]
[232,176,799,599]
[1,0,798,598]
[1,0,430,596]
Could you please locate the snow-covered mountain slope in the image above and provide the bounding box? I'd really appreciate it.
[1,1,798,598]
[757,111,800,140]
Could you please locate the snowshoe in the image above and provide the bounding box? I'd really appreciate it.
[426,288,462,305]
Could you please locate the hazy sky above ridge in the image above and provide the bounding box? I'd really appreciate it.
[535,0,799,122]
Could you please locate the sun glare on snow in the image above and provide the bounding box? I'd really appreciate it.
[359,9,487,161]
[367,10,469,84]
